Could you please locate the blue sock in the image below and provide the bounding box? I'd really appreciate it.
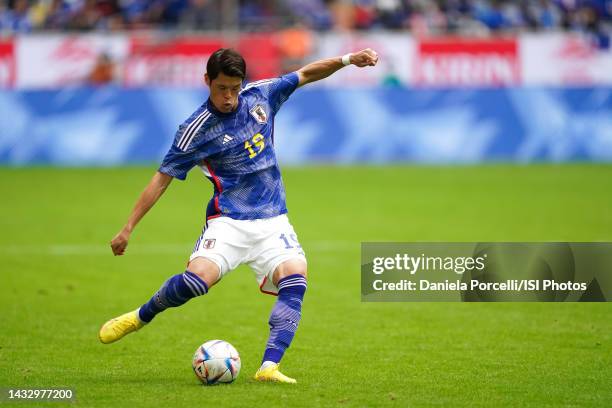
[138,271,208,323]
[262,274,307,364]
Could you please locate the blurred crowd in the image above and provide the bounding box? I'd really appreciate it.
[0,0,610,37]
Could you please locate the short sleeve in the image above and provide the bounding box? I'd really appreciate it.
[159,106,214,180]
[158,143,200,181]
[270,72,299,110]
[246,72,299,114]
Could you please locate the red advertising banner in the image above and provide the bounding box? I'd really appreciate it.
[123,36,226,87]
[237,33,282,81]
[8,33,610,89]
[415,38,520,86]
[0,40,15,88]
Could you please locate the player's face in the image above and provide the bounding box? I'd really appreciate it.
[205,73,243,113]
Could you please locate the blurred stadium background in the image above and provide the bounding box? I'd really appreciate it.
[0,0,611,165]
[1,1,611,407]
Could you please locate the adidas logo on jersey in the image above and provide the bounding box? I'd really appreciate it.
[222,134,233,144]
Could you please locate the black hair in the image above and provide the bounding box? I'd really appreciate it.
[206,48,246,81]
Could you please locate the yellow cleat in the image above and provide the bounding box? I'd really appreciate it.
[254,363,297,384]
[98,309,145,344]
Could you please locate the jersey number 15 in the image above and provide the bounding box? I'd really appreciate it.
[245,133,265,159]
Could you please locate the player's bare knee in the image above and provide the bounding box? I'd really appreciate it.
[187,257,221,288]
[292,263,307,279]
[273,258,308,285]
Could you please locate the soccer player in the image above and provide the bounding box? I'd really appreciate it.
[99,48,378,383]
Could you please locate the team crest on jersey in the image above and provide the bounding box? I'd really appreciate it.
[250,104,267,124]
[203,239,216,249]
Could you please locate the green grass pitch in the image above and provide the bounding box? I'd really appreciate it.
[0,165,611,407]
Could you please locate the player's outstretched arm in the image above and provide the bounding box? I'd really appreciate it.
[296,48,378,87]
[110,171,173,256]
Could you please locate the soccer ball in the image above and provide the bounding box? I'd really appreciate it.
[192,340,241,385]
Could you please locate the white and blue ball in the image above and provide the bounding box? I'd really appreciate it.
[192,340,241,385]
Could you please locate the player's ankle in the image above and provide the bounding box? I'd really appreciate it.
[260,361,277,370]
[135,308,148,325]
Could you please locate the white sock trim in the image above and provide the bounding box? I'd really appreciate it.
[260,361,277,369]
[135,308,148,325]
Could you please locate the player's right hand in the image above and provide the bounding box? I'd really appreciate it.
[350,48,379,67]
[110,229,130,256]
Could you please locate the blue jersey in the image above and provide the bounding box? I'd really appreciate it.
[159,72,299,221]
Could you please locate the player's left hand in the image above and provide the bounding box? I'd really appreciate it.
[350,48,379,68]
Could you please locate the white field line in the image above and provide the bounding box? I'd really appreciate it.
[0,241,357,256]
